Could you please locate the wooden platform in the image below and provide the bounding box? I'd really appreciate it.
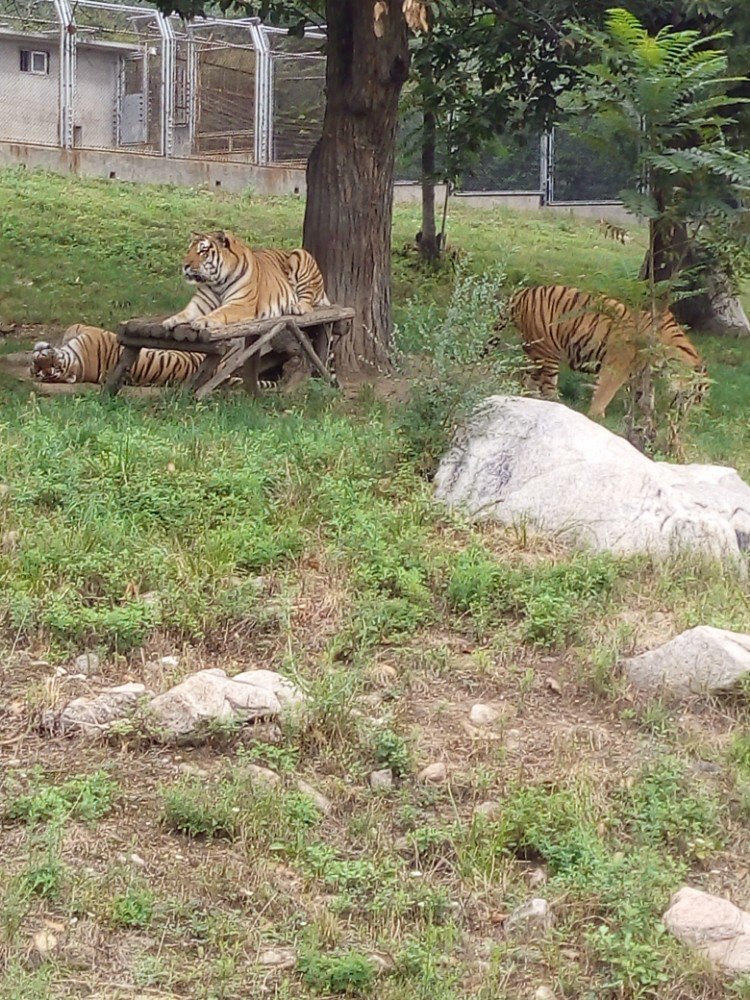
[102,306,355,400]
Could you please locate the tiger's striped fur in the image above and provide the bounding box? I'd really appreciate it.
[163,230,329,335]
[497,285,707,419]
[597,218,632,244]
[31,325,203,386]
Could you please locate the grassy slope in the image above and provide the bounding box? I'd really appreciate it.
[1,169,750,999]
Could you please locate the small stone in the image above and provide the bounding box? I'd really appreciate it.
[247,764,281,786]
[258,947,296,969]
[0,483,10,498]
[469,703,500,727]
[137,591,161,608]
[296,779,332,815]
[369,768,393,791]
[545,676,562,695]
[74,652,100,676]
[367,951,394,973]
[528,867,548,888]
[505,898,552,938]
[178,762,208,778]
[32,929,58,956]
[473,800,501,820]
[418,762,447,783]
[505,728,522,752]
[129,853,146,867]
[159,655,180,669]
[1,529,19,552]
[535,988,555,1000]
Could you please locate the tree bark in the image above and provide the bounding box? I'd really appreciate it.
[641,216,750,336]
[302,1,410,376]
[418,83,441,263]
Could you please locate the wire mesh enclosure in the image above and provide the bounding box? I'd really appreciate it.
[0,0,324,165]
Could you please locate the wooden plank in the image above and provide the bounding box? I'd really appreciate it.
[118,306,355,345]
[102,345,142,397]
[194,322,287,400]
[118,336,225,355]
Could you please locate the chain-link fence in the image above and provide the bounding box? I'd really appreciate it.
[395,119,637,204]
[0,0,324,164]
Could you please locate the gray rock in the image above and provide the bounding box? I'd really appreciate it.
[469,703,500,727]
[623,626,750,698]
[528,867,548,888]
[369,768,394,791]
[147,668,305,738]
[505,728,522,752]
[56,683,149,735]
[247,764,281,786]
[663,886,750,972]
[74,652,100,677]
[473,800,501,820]
[257,947,296,969]
[54,668,304,740]
[505,898,552,938]
[296,779,332,815]
[434,396,750,561]
[535,988,555,1000]
[418,762,447,783]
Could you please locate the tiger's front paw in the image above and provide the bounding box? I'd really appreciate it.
[162,315,182,331]
[190,315,223,334]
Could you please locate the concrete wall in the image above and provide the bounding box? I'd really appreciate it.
[0,140,634,222]
[0,141,307,196]
[0,38,59,145]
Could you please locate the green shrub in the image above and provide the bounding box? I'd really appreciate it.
[298,949,377,996]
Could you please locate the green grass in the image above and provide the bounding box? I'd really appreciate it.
[1,166,750,999]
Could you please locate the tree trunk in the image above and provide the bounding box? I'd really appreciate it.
[302,1,410,376]
[641,216,750,336]
[418,85,440,263]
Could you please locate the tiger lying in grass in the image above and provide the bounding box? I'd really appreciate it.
[491,284,708,419]
[31,325,204,386]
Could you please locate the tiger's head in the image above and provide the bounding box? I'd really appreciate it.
[30,342,69,382]
[182,231,243,287]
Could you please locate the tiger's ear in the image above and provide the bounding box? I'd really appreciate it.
[214,230,231,248]
[190,231,203,243]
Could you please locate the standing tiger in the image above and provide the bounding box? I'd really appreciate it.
[163,230,329,334]
[31,325,203,386]
[494,285,707,419]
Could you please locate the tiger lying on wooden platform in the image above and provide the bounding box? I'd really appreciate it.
[491,284,708,419]
[163,230,330,334]
[30,325,205,386]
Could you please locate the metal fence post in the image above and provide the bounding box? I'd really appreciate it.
[156,13,176,156]
[249,20,273,165]
[53,0,76,148]
[540,130,554,205]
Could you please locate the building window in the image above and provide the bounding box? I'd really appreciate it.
[20,50,49,75]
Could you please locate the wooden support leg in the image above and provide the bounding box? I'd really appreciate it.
[102,345,142,397]
[241,353,261,397]
[194,323,286,401]
[286,319,337,386]
[189,354,221,392]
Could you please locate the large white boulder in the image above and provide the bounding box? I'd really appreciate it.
[434,396,750,560]
[623,626,750,697]
[55,683,150,735]
[663,886,750,972]
[51,669,304,739]
[148,668,305,737]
